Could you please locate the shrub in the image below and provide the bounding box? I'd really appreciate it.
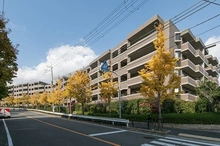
[162,99,175,113]
[195,98,210,113]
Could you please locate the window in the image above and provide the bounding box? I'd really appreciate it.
[174,32,181,43]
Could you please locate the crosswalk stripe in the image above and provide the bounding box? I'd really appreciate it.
[165,136,220,146]
[179,133,220,142]
[89,130,127,137]
[140,144,154,146]
[147,136,220,146]
[151,140,176,146]
[158,138,200,146]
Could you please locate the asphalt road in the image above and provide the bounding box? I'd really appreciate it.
[1,110,220,146]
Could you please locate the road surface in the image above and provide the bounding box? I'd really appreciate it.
[0,110,219,146]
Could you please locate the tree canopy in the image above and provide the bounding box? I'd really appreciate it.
[139,23,180,129]
[0,17,18,99]
[66,70,92,115]
[195,79,220,112]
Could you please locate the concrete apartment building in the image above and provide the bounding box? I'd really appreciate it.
[8,15,219,101]
[8,76,68,98]
[85,15,219,102]
[8,81,51,97]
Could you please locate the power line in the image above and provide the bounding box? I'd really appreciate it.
[46,0,207,69]
[33,0,218,83]
[51,0,149,68]
[45,0,213,71]
[190,13,220,29]
[196,24,220,36]
[201,0,220,6]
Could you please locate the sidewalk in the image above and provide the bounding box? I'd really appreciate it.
[129,121,220,142]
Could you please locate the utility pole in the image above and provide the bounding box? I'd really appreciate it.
[50,64,54,91]
[48,64,55,112]
[1,0,5,18]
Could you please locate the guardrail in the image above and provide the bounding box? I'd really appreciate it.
[27,109,129,127]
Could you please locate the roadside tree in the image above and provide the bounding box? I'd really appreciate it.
[29,92,40,108]
[99,72,118,116]
[21,93,30,107]
[138,24,180,130]
[5,95,14,106]
[195,79,220,112]
[39,91,49,110]
[0,17,18,99]
[66,70,92,115]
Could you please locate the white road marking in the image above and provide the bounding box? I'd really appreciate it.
[89,130,127,137]
[140,143,154,146]
[179,133,220,142]
[151,140,176,146]
[3,119,13,146]
[158,138,200,146]
[166,136,220,146]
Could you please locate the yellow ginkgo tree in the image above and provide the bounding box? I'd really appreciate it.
[21,93,30,107]
[29,92,40,108]
[66,70,92,115]
[99,71,118,116]
[139,23,180,130]
[39,91,49,110]
[5,95,14,106]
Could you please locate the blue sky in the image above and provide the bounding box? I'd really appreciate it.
[2,0,220,84]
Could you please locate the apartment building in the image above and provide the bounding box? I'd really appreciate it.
[8,81,50,97]
[8,76,69,98]
[85,14,219,102]
[8,15,219,101]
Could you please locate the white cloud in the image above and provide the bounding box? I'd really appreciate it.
[205,35,220,62]
[12,45,98,85]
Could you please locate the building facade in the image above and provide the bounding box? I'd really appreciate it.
[8,15,219,101]
[85,15,219,102]
[8,81,51,97]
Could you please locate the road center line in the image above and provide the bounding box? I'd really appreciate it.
[21,113,120,146]
[2,119,14,146]
[89,130,127,137]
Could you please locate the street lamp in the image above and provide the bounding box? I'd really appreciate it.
[111,71,121,119]
[100,61,121,118]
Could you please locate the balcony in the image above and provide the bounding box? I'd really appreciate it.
[180,59,208,78]
[205,64,218,77]
[208,76,219,84]
[127,76,142,87]
[180,93,198,101]
[181,42,208,65]
[181,76,197,90]
[206,55,219,66]
[127,51,155,71]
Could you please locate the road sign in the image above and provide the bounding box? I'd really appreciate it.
[100,61,109,72]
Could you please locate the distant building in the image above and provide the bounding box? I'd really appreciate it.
[8,81,51,97]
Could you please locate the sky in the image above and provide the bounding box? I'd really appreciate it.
[1,0,220,85]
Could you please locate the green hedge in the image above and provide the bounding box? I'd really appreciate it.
[88,112,220,124]
[162,113,220,124]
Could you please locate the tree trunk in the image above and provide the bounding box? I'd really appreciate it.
[108,101,111,117]
[69,98,72,114]
[82,103,84,115]
[158,92,162,130]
